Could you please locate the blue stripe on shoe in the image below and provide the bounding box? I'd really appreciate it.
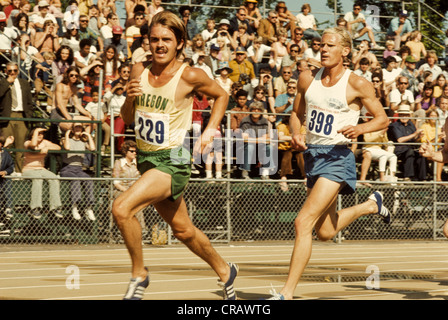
[374,191,382,215]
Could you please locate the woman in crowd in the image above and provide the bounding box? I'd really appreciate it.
[295,3,320,40]
[60,123,96,221]
[102,44,120,82]
[52,45,75,84]
[60,25,80,55]
[433,74,446,99]
[269,27,288,75]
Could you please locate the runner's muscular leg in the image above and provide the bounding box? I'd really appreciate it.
[154,197,231,283]
[315,185,379,241]
[112,169,172,278]
[280,178,342,299]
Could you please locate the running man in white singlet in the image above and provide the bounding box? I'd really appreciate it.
[266,27,391,300]
[113,11,239,300]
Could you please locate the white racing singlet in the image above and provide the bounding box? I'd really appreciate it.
[304,68,360,145]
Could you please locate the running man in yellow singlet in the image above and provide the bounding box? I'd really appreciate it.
[113,11,239,300]
[266,27,391,300]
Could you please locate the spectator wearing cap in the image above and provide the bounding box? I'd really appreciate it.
[31,0,58,31]
[100,12,119,41]
[179,5,199,41]
[195,54,214,79]
[229,46,256,96]
[387,10,413,51]
[258,10,279,46]
[0,12,18,64]
[244,0,262,30]
[209,19,237,51]
[203,44,220,75]
[388,104,427,181]
[400,55,420,95]
[215,61,234,95]
[105,25,128,61]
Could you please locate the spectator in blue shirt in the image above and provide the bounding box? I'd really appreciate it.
[274,80,297,126]
[387,10,413,50]
[179,6,198,41]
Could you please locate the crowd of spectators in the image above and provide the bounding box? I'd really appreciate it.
[0,0,448,222]
[182,2,448,184]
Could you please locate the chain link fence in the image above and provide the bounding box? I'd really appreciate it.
[1,177,447,245]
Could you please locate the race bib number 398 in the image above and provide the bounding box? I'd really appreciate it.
[307,105,337,138]
[135,110,169,147]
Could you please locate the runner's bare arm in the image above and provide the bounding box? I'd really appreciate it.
[338,75,389,139]
[290,70,313,151]
[121,63,145,125]
[185,67,228,155]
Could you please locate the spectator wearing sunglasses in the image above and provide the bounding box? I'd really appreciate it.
[0,62,34,173]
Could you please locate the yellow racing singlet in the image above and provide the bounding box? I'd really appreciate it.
[134,63,193,152]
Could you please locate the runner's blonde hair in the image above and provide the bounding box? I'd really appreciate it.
[322,27,352,52]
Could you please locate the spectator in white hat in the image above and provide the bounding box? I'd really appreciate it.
[31,0,58,31]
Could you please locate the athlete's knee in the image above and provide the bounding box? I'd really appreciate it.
[111,198,131,224]
[315,228,336,241]
[443,222,448,238]
[293,215,314,237]
[172,226,196,243]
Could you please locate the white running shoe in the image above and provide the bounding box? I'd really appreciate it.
[85,208,96,221]
[368,191,391,224]
[72,206,81,220]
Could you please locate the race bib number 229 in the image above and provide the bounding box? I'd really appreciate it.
[135,110,169,147]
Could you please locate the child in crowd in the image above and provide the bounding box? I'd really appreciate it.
[84,88,111,153]
[383,39,397,60]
